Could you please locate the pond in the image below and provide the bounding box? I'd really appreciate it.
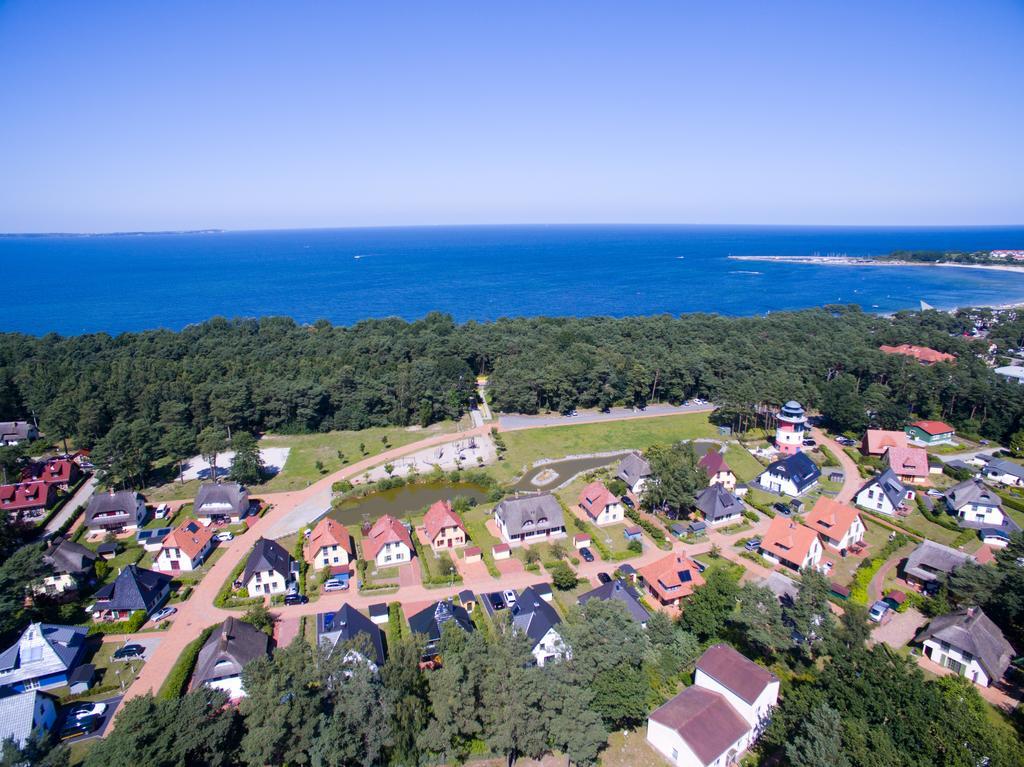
[327,481,490,528]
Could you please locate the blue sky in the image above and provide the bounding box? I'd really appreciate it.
[1,1,1022,231]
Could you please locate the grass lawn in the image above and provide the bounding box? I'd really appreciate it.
[494,412,718,482]
[827,520,892,587]
[896,508,963,547]
[723,444,765,483]
[460,502,502,575]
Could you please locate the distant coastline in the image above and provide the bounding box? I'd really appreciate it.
[0,229,224,238]
[729,254,1024,274]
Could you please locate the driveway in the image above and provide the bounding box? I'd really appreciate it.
[871,607,926,649]
[60,695,123,743]
[41,475,98,538]
[811,427,861,504]
[498,403,714,431]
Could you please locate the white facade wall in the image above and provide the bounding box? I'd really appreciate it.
[985,470,1024,487]
[593,501,625,526]
[532,627,567,667]
[246,568,288,597]
[207,675,246,699]
[856,485,898,516]
[375,541,411,567]
[708,471,736,491]
[821,516,866,550]
[313,544,351,570]
[155,541,211,572]
[757,471,814,497]
[955,502,1005,526]
[923,638,991,687]
[646,718,749,767]
[707,510,742,526]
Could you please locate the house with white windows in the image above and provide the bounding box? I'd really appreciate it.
[803,497,865,551]
[916,607,1013,688]
[854,469,912,516]
[191,617,270,700]
[240,538,297,597]
[303,518,355,570]
[362,514,414,567]
[510,586,568,667]
[577,481,625,526]
[155,519,215,573]
[944,479,1007,527]
[756,453,820,497]
[493,493,566,545]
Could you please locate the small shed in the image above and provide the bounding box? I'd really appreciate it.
[669,523,687,538]
[623,525,643,542]
[734,483,749,498]
[368,603,389,625]
[492,544,511,560]
[830,582,851,600]
[96,542,120,560]
[573,533,591,550]
[458,589,476,612]
[533,582,554,602]
[687,521,707,537]
[828,472,844,483]
[883,590,906,610]
[616,563,637,582]
[68,664,94,695]
[789,499,805,515]
[463,546,482,564]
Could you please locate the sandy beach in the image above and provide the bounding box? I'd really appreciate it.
[729,254,1024,274]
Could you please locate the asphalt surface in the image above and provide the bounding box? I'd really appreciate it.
[60,695,123,743]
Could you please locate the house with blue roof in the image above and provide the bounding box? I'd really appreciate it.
[0,623,88,692]
[756,453,820,497]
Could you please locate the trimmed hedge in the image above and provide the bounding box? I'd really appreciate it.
[214,555,261,609]
[88,610,147,635]
[158,625,215,700]
[624,508,670,550]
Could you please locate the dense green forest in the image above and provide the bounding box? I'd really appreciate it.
[0,307,1020,482]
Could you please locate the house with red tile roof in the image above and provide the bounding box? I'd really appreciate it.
[906,420,956,446]
[638,553,705,607]
[884,446,930,485]
[0,482,57,524]
[861,429,908,456]
[155,519,215,572]
[422,500,468,552]
[698,451,736,491]
[362,514,414,567]
[879,344,956,365]
[759,516,823,571]
[21,459,81,492]
[577,481,624,526]
[304,518,355,569]
[804,497,865,551]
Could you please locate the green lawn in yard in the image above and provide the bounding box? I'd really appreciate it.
[460,503,501,575]
[723,445,765,483]
[827,520,893,587]
[896,508,962,546]
[494,412,718,482]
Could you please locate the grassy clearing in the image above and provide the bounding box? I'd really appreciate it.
[897,507,963,546]
[723,444,765,482]
[494,412,718,482]
[461,502,502,576]
[827,520,893,587]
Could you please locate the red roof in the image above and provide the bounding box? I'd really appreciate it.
[885,446,929,478]
[573,533,591,543]
[760,516,819,566]
[698,451,732,478]
[0,481,55,512]
[639,553,705,603]
[304,518,355,563]
[161,519,214,561]
[911,420,955,436]
[862,429,908,455]
[423,500,466,543]
[879,344,956,364]
[464,546,481,557]
[804,497,862,543]
[578,481,619,521]
[492,543,510,553]
[362,514,414,562]
[22,458,78,485]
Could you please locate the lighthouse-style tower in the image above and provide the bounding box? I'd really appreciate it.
[775,401,807,455]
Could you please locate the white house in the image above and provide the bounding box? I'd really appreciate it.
[916,607,1013,688]
[154,519,215,573]
[577,481,625,526]
[362,514,415,567]
[511,586,568,667]
[854,469,911,516]
[758,517,824,572]
[945,479,1006,527]
[191,617,270,700]
[240,537,297,597]
[616,451,652,494]
[982,458,1024,488]
[803,497,865,551]
[756,453,820,497]
[647,644,778,767]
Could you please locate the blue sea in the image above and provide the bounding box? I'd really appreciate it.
[3,225,1024,336]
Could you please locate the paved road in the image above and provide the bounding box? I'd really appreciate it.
[935,446,1002,463]
[41,475,98,538]
[811,427,861,504]
[499,403,715,431]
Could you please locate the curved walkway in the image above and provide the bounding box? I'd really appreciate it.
[811,427,861,503]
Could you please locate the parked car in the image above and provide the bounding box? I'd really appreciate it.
[926,488,944,497]
[773,503,791,516]
[60,716,98,740]
[502,589,517,606]
[151,606,176,622]
[579,547,595,563]
[868,600,891,623]
[283,593,308,605]
[597,572,612,584]
[323,579,349,592]
[488,592,506,611]
[214,531,234,542]
[744,538,762,552]
[692,558,708,573]
[836,436,856,447]
[113,643,145,661]
[67,702,107,721]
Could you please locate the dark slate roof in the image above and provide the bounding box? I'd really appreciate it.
[458,589,475,604]
[408,600,474,642]
[368,603,389,619]
[85,491,143,524]
[317,605,386,667]
[578,580,650,623]
[68,664,94,686]
[945,478,1003,511]
[695,643,778,704]
[0,623,88,686]
[984,458,1024,481]
[904,540,973,583]
[193,617,270,687]
[762,452,821,493]
[510,586,562,650]
[92,565,171,613]
[533,582,552,598]
[0,690,54,748]
[195,482,249,516]
[0,422,36,442]
[616,451,652,485]
[494,493,565,537]
[915,607,1014,683]
[649,685,751,766]
[694,485,744,522]
[42,537,96,575]
[858,468,907,508]
[241,538,293,584]
[97,541,120,556]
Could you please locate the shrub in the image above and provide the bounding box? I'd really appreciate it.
[88,610,148,636]
[158,625,214,700]
[332,479,354,493]
[547,561,578,591]
[743,509,759,522]
[627,538,643,554]
[943,463,973,482]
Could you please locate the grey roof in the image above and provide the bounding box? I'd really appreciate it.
[984,458,1024,481]
[408,600,474,646]
[93,565,170,613]
[578,580,650,623]
[761,452,821,493]
[85,490,143,525]
[0,623,88,687]
[195,482,249,517]
[916,607,1014,683]
[0,690,53,748]
[858,468,907,508]
[494,493,565,537]
[510,586,562,650]
[904,540,974,583]
[318,605,385,667]
[241,537,293,585]
[458,589,475,604]
[761,572,800,605]
[533,582,552,597]
[694,485,744,523]
[193,617,270,688]
[42,537,96,576]
[945,479,1003,512]
[0,422,36,443]
[945,459,976,473]
[616,451,652,486]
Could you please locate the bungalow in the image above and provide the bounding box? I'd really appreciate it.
[0,482,57,524]
[318,604,386,670]
[647,644,778,767]
[759,517,823,571]
[577,481,625,526]
[905,420,956,446]
[241,538,297,597]
[194,482,249,524]
[903,540,974,589]
[884,446,930,485]
[854,468,912,516]
[578,580,650,626]
[694,484,744,526]
[616,451,652,494]
[982,458,1024,488]
[698,451,736,491]
[638,553,705,607]
[191,617,270,700]
[91,565,171,620]
[995,365,1024,384]
[879,344,956,365]
[39,537,96,599]
[304,518,355,570]
[362,514,415,567]
[0,421,38,447]
[0,623,88,692]
[756,452,820,497]
[861,429,908,457]
[21,458,81,491]
[944,478,1002,524]
[510,586,568,667]
[408,599,474,661]
[916,607,1013,687]
[85,490,147,534]
[803,497,865,551]
[422,500,468,551]
[0,690,57,749]
[493,493,566,545]
[155,519,216,573]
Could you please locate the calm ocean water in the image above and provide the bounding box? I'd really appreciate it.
[3,225,1024,336]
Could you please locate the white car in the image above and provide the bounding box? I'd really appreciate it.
[214,531,234,542]
[502,589,517,606]
[67,701,107,721]
[152,606,177,622]
[323,579,349,592]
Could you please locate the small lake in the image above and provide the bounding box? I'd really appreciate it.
[327,481,490,527]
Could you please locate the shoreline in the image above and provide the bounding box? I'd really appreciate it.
[729,254,1024,274]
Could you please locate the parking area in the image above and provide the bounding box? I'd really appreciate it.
[871,607,927,649]
[481,589,518,618]
[59,695,123,743]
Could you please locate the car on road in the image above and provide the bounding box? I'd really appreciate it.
[802,438,816,447]
[67,702,107,721]
[283,593,308,605]
[502,589,517,606]
[579,547,595,563]
[868,600,891,623]
[112,644,145,661]
[151,606,176,622]
[61,716,99,740]
[323,579,349,592]
[835,436,856,447]
[488,592,506,611]
[744,538,762,552]
[597,572,612,584]
[563,409,578,417]
[214,531,234,542]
